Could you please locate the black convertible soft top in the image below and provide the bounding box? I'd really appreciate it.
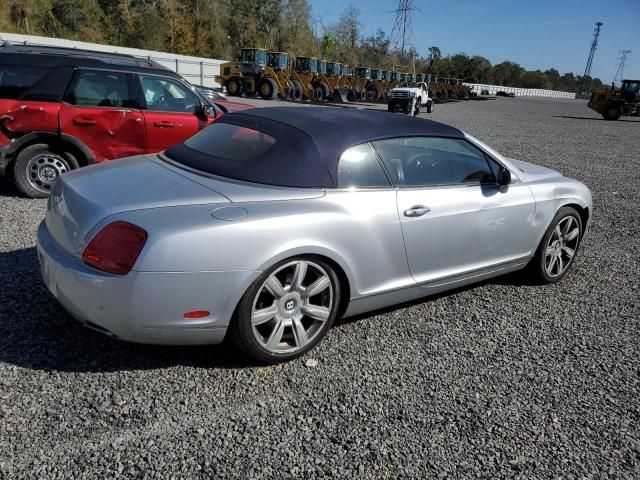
[166,106,464,188]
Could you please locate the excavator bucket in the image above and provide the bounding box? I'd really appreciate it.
[331,87,351,103]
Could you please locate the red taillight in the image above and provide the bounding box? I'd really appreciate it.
[82,221,147,275]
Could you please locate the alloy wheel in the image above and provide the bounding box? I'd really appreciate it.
[544,216,580,277]
[251,260,333,354]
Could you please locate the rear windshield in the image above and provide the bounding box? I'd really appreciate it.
[165,116,333,188]
[0,65,51,99]
[184,123,276,161]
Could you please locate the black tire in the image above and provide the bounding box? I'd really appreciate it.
[290,80,303,102]
[347,90,357,102]
[13,144,79,198]
[528,206,583,284]
[316,81,330,100]
[231,256,341,364]
[366,86,379,101]
[413,101,421,116]
[426,100,434,113]
[387,100,398,112]
[226,77,243,96]
[257,78,277,100]
[602,105,622,121]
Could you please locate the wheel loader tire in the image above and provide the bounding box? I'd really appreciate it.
[366,86,379,101]
[359,90,366,100]
[347,90,357,102]
[258,78,278,100]
[316,82,330,100]
[290,80,303,102]
[602,105,622,121]
[227,78,243,96]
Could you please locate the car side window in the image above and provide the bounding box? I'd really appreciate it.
[139,75,200,114]
[0,65,52,99]
[337,143,390,188]
[372,137,496,187]
[65,69,132,107]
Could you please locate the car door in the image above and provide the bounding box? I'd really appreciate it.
[58,69,146,162]
[326,142,414,296]
[136,74,212,152]
[373,136,537,285]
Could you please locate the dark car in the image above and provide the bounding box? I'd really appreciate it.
[496,91,516,97]
[0,44,251,198]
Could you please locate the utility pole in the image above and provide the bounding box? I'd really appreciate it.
[390,0,420,68]
[613,50,631,87]
[579,21,603,93]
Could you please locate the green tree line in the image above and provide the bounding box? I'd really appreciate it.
[0,0,602,92]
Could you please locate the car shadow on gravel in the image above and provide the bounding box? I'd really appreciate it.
[0,247,255,373]
[1,247,546,373]
[553,115,640,123]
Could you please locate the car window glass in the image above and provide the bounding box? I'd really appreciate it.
[185,123,276,161]
[337,143,390,188]
[373,137,496,187]
[140,75,199,113]
[0,65,51,99]
[66,70,131,107]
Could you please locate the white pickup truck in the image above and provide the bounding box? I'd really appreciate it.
[387,82,434,116]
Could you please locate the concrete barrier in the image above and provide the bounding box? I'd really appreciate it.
[0,32,225,87]
[464,82,576,99]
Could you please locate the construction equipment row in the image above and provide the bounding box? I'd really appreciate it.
[216,48,474,103]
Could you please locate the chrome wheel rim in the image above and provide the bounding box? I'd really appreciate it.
[251,260,333,354]
[545,216,580,278]
[27,153,71,194]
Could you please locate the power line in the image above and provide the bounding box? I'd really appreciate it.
[579,21,603,92]
[389,0,420,69]
[613,50,631,86]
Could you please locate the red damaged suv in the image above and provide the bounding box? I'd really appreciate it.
[0,44,250,198]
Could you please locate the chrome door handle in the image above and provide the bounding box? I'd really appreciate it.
[404,205,431,217]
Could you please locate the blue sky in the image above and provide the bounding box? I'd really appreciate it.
[309,0,640,82]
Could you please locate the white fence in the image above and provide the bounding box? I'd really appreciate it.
[463,82,576,99]
[0,32,225,87]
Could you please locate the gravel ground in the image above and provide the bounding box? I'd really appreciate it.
[1,97,639,479]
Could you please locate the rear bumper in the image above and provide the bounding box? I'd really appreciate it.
[0,144,9,177]
[36,221,258,345]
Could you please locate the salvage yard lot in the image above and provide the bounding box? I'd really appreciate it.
[1,97,638,478]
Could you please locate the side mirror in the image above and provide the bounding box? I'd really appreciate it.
[497,166,511,186]
[197,104,216,119]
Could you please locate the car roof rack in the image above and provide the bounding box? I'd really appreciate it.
[0,42,168,70]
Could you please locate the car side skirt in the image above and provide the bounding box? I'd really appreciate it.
[344,257,530,317]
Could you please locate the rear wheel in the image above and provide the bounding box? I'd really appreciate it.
[426,100,434,113]
[290,80,303,102]
[366,86,379,101]
[232,257,340,364]
[226,77,243,96]
[529,207,582,283]
[13,144,79,198]
[257,78,278,99]
[602,105,622,120]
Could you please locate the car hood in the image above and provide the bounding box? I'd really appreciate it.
[215,100,253,113]
[506,158,562,182]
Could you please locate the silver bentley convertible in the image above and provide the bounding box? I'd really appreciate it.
[37,107,592,363]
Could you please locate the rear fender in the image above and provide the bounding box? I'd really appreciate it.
[2,131,95,166]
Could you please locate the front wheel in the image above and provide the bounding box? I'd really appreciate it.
[529,207,582,283]
[231,257,341,363]
[602,105,622,120]
[13,144,79,198]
